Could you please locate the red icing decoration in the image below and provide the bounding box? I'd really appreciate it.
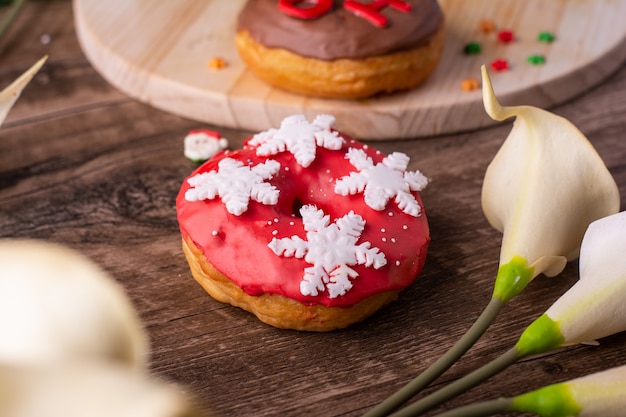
[187,129,221,139]
[278,0,333,19]
[497,30,514,43]
[490,58,509,71]
[344,0,412,27]
[176,133,430,308]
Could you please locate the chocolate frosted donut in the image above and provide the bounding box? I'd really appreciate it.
[235,0,445,99]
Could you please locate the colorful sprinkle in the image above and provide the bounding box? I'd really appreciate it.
[497,30,515,43]
[461,78,480,91]
[527,54,546,65]
[208,57,228,70]
[490,58,509,71]
[463,42,482,55]
[479,19,495,33]
[538,31,556,43]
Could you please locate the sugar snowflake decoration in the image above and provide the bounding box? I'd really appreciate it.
[268,205,387,298]
[334,148,428,217]
[248,114,343,168]
[185,157,280,216]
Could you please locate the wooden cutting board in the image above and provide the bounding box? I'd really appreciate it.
[73,0,626,140]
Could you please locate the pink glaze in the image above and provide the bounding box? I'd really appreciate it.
[176,133,430,308]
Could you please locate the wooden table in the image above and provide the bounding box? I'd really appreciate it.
[2,2,626,416]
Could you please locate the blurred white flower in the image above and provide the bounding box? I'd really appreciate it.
[0,56,46,126]
[0,239,148,369]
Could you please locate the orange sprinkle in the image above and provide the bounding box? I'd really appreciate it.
[461,78,480,91]
[479,19,495,33]
[208,57,228,70]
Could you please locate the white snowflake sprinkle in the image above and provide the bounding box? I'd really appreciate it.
[248,114,344,168]
[268,205,387,298]
[185,157,280,216]
[334,148,428,217]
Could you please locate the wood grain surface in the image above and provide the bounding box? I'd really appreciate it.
[73,0,626,140]
[2,1,626,417]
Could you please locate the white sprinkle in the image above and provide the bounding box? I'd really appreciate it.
[211,230,219,236]
[388,212,394,217]
[382,237,387,242]
[274,218,279,223]
[272,230,278,235]
[391,238,397,243]
[285,166,290,171]
[363,144,369,149]
[403,225,408,230]
[40,33,51,45]
[289,221,295,226]
[267,220,273,225]
[381,228,386,233]
[395,260,401,266]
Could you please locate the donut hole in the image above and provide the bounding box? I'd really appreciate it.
[291,198,305,218]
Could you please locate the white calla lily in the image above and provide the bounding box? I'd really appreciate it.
[0,56,46,126]
[432,364,626,417]
[365,69,622,417]
[389,212,626,417]
[517,211,626,355]
[481,66,620,302]
[511,364,626,417]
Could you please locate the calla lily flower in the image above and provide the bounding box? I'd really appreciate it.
[364,68,621,417]
[0,55,46,126]
[481,65,620,303]
[389,211,626,417]
[432,364,626,417]
[516,210,626,356]
[510,364,626,417]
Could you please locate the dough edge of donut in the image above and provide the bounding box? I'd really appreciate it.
[182,237,398,332]
[234,22,445,100]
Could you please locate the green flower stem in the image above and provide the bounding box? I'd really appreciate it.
[388,347,521,417]
[432,398,513,417]
[0,0,28,40]
[364,297,505,417]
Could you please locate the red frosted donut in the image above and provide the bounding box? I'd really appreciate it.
[176,115,430,331]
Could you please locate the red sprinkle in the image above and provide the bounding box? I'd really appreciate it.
[344,0,412,27]
[490,59,509,71]
[497,30,514,43]
[278,0,333,19]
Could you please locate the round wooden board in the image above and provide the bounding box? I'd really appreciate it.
[73,0,626,140]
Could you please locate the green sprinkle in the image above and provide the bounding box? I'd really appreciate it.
[463,42,482,55]
[538,31,556,43]
[527,54,546,65]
